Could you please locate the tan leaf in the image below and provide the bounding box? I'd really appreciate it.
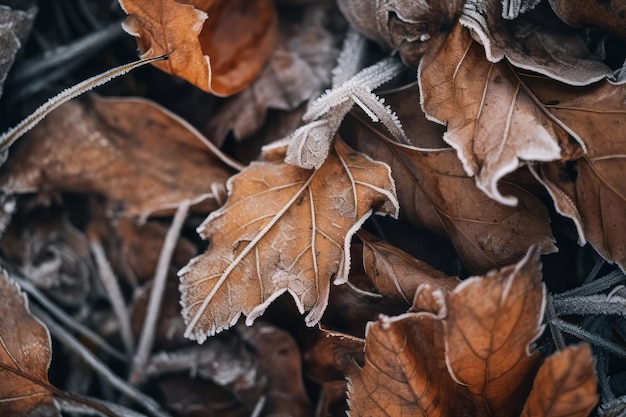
[119,0,277,96]
[461,0,613,85]
[179,138,398,342]
[445,246,545,417]
[523,75,626,271]
[343,88,557,274]
[419,23,566,205]
[359,230,458,306]
[520,344,598,417]
[0,96,236,219]
[347,312,474,417]
[549,0,626,39]
[0,272,60,417]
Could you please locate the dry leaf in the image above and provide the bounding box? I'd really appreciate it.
[445,246,545,416]
[342,88,557,274]
[0,272,60,417]
[549,0,626,39]
[179,138,398,342]
[520,344,598,417]
[205,3,340,144]
[0,96,236,219]
[419,23,569,205]
[347,311,473,417]
[337,0,464,66]
[0,4,36,98]
[119,0,277,96]
[461,0,613,85]
[523,75,626,271]
[358,230,458,306]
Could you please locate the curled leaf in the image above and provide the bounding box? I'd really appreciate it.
[549,0,626,39]
[119,0,277,96]
[179,139,398,342]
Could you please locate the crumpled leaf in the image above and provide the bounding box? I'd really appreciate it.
[342,85,557,274]
[359,230,459,306]
[119,0,277,96]
[0,4,36,98]
[461,0,613,85]
[0,96,236,219]
[520,344,598,417]
[445,246,545,416]
[0,272,60,417]
[419,23,567,205]
[347,308,473,417]
[205,3,340,144]
[337,0,464,66]
[523,75,626,271]
[179,138,398,342]
[0,211,95,308]
[549,0,626,39]
[348,247,555,417]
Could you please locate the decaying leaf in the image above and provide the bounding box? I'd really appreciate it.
[520,344,598,417]
[359,230,458,306]
[549,0,626,39]
[119,0,277,96]
[0,272,60,417]
[523,75,626,271]
[347,310,473,417]
[419,23,568,206]
[337,0,464,66]
[461,0,613,85]
[179,138,398,342]
[343,86,557,274]
[0,4,36,99]
[205,3,340,144]
[0,96,236,219]
[445,246,545,416]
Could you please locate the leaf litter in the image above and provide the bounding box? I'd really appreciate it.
[0,0,625,416]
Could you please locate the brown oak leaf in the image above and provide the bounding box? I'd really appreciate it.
[0,96,236,219]
[119,0,277,96]
[445,246,545,416]
[419,23,569,206]
[520,344,598,417]
[523,75,626,271]
[179,138,398,342]
[549,0,626,39]
[342,87,557,274]
[359,230,459,306]
[0,272,60,417]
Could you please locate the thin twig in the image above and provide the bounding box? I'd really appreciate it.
[545,294,566,350]
[553,318,626,357]
[91,239,135,356]
[58,396,150,417]
[129,200,190,384]
[582,256,605,285]
[553,270,626,299]
[31,306,172,417]
[553,294,626,316]
[0,55,167,152]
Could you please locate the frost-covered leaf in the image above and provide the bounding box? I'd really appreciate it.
[419,23,566,205]
[0,272,60,417]
[445,246,545,416]
[461,0,613,85]
[343,86,557,274]
[0,4,36,98]
[0,96,236,219]
[337,0,464,66]
[520,344,598,417]
[179,139,398,342]
[119,0,277,96]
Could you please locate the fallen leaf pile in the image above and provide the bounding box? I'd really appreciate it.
[0,0,625,416]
